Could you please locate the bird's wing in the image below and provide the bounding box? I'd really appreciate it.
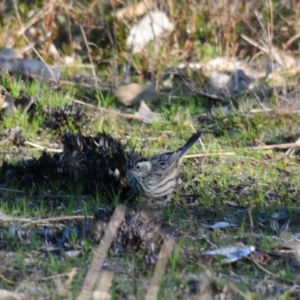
[151,151,182,174]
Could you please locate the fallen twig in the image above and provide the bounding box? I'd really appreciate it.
[249,257,278,277]
[0,274,15,285]
[21,215,93,228]
[32,194,88,199]
[74,99,139,120]
[76,205,126,300]
[24,141,63,152]
[41,268,78,282]
[145,237,175,300]
[185,141,300,159]
[285,136,300,156]
[0,210,30,222]
[0,187,24,193]
[248,143,300,150]
[185,152,235,158]
[249,108,300,115]
[80,25,97,86]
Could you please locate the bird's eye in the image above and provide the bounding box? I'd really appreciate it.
[136,165,140,170]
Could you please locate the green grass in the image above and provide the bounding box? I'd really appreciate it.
[1,97,299,298]
[0,0,300,298]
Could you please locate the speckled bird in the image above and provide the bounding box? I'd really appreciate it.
[126,131,203,200]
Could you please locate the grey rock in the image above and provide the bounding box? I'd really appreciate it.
[0,59,22,72]
[0,48,23,72]
[17,59,60,81]
[0,47,23,61]
[0,48,60,81]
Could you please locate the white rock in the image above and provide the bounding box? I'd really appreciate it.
[208,72,231,89]
[126,11,174,53]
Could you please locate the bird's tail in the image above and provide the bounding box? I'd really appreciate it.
[180,130,203,155]
[165,130,203,168]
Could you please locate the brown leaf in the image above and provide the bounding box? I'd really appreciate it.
[134,101,161,123]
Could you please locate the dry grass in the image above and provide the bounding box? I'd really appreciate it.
[0,0,300,299]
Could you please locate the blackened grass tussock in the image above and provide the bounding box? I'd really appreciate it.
[126,131,203,199]
[93,208,167,263]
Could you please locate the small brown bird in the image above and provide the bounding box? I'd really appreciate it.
[126,131,203,200]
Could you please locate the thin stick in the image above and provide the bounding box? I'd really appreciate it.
[80,25,97,86]
[14,2,56,78]
[285,136,300,156]
[21,215,94,228]
[249,257,277,277]
[76,206,126,300]
[32,194,88,199]
[285,32,300,50]
[229,282,250,298]
[0,187,24,193]
[24,141,63,153]
[185,152,235,158]
[74,99,139,120]
[248,143,300,150]
[248,205,254,236]
[0,216,30,222]
[0,274,15,285]
[249,108,300,115]
[40,269,77,281]
[185,141,300,159]
[16,4,50,36]
[145,237,175,300]
[13,1,58,82]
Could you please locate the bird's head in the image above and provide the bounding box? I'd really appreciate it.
[126,154,151,178]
